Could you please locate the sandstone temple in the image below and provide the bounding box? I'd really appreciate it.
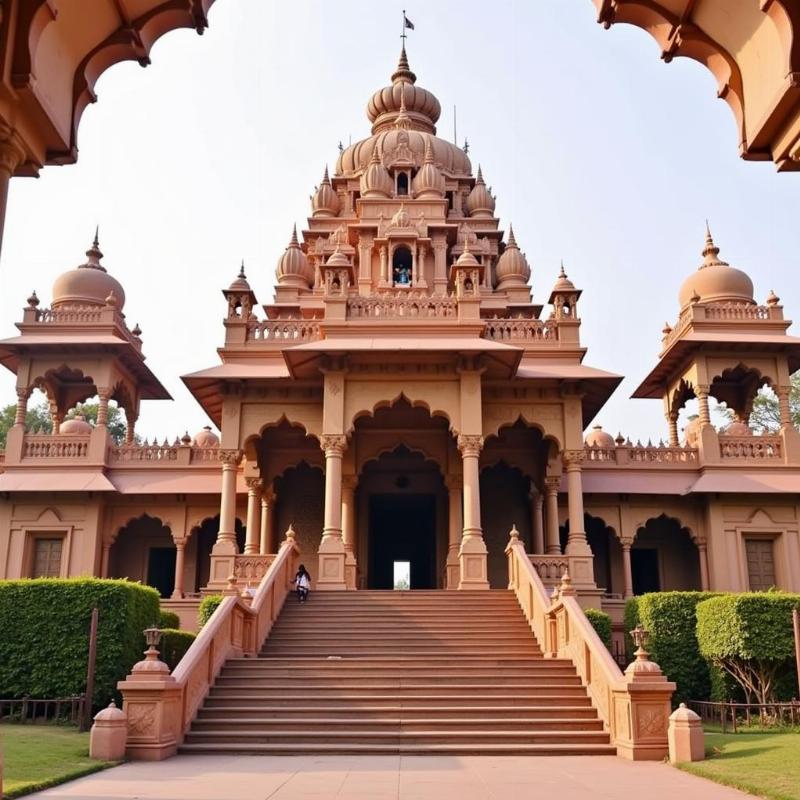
[0,45,799,758]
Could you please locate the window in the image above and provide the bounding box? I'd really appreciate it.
[631,548,660,595]
[745,538,776,590]
[32,537,63,578]
[397,173,409,195]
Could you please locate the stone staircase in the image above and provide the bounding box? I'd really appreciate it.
[180,590,615,755]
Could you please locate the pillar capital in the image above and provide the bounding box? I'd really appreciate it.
[457,434,483,457]
[562,449,585,470]
[245,476,262,492]
[320,434,348,457]
[342,474,358,491]
[444,475,463,492]
[544,475,561,492]
[0,125,27,176]
[218,449,243,467]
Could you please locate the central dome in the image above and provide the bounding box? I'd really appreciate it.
[51,234,126,310]
[336,49,471,178]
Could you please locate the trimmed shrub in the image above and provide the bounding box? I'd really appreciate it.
[158,609,180,630]
[198,595,223,628]
[158,628,196,671]
[624,592,720,705]
[0,578,159,707]
[697,593,800,704]
[584,608,612,650]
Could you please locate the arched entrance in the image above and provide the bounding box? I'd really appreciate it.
[109,514,174,598]
[633,515,701,594]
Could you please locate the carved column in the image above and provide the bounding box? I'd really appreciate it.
[544,476,561,554]
[694,537,710,591]
[342,475,358,589]
[96,387,111,427]
[172,539,186,599]
[563,450,591,556]
[457,434,489,589]
[0,127,26,258]
[410,245,417,286]
[445,476,462,589]
[357,233,373,295]
[416,244,428,288]
[667,414,679,447]
[318,434,348,590]
[379,245,389,287]
[621,539,634,599]
[244,478,262,555]
[14,388,30,426]
[207,450,243,589]
[125,415,137,445]
[432,236,448,295]
[530,487,545,554]
[778,387,792,427]
[260,488,276,554]
[100,540,112,578]
[696,385,711,426]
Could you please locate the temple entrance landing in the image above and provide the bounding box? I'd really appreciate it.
[367,494,436,589]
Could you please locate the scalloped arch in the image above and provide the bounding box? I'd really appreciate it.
[346,390,455,436]
[358,442,446,478]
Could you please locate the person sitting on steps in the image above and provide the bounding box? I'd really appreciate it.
[294,564,311,602]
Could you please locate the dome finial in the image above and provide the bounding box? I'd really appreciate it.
[93,225,100,249]
[321,165,330,185]
[84,228,106,272]
[392,45,416,84]
[290,224,299,247]
[424,138,434,163]
[559,260,567,279]
[507,224,518,248]
[700,220,728,268]
[476,165,484,184]
[238,259,246,279]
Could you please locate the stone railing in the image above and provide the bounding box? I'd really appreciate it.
[719,435,782,460]
[247,319,321,343]
[529,554,570,587]
[119,531,299,759]
[506,530,674,760]
[482,318,557,342]
[703,302,770,321]
[23,434,90,459]
[662,302,774,351]
[584,443,699,466]
[108,444,219,465]
[33,305,105,324]
[347,293,457,319]
[233,554,276,583]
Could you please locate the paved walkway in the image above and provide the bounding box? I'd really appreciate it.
[29,754,755,800]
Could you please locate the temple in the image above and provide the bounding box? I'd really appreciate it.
[1,47,800,641]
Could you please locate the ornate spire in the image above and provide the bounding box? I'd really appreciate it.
[424,138,434,163]
[391,45,416,84]
[507,223,518,249]
[289,224,300,248]
[395,86,411,129]
[559,260,567,279]
[701,221,728,267]
[238,259,246,279]
[321,165,331,185]
[83,228,107,272]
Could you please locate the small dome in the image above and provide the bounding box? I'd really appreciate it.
[193,426,220,447]
[456,241,480,269]
[52,233,126,310]
[227,262,251,293]
[723,420,752,436]
[678,226,754,309]
[552,262,575,293]
[496,225,530,287]
[367,47,441,135]
[585,424,615,448]
[311,167,341,217]
[276,226,314,289]
[61,415,93,435]
[465,167,496,218]
[326,247,351,269]
[390,203,412,229]
[683,417,702,447]
[412,139,445,198]
[359,146,393,198]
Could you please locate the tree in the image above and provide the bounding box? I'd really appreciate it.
[0,397,129,447]
[716,372,800,433]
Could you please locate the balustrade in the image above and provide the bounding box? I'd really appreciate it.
[482,318,556,342]
[719,435,782,460]
[23,434,90,459]
[247,319,321,342]
[347,293,456,319]
[233,554,276,582]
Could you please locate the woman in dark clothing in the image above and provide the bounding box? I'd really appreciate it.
[294,564,311,602]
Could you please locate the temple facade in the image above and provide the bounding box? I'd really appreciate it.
[2,49,800,637]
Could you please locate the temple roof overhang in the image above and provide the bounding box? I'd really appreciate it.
[632,331,800,399]
[0,468,117,492]
[687,470,800,494]
[0,334,172,400]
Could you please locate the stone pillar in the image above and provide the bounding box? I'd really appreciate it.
[260,488,275,554]
[125,415,137,445]
[696,386,711,426]
[96,388,111,427]
[457,435,489,590]
[410,246,417,286]
[544,477,561,554]
[379,246,389,287]
[563,451,591,556]
[0,128,26,258]
[416,245,428,288]
[172,539,186,599]
[667,414,679,447]
[357,233,373,295]
[695,538,710,591]
[621,540,634,599]
[100,540,112,578]
[318,434,348,590]
[342,475,357,589]
[433,236,448,295]
[14,388,30,426]
[530,488,545,554]
[244,478,262,555]
[207,450,242,589]
[778,387,792,427]
[445,476,462,589]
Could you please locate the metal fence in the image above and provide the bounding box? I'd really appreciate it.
[688,699,800,732]
[0,695,85,725]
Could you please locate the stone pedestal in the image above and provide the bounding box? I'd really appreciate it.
[668,703,705,763]
[89,701,128,761]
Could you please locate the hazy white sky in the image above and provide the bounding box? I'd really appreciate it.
[1,1,797,442]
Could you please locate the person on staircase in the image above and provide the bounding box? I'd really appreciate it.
[294,564,311,602]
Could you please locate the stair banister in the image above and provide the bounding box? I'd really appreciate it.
[118,529,299,760]
[506,528,675,760]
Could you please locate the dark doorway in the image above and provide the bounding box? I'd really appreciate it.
[368,494,436,589]
[147,547,176,598]
[631,548,660,595]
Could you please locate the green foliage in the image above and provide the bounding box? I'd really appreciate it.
[198,595,223,628]
[158,609,180,630]
[158,628,196,671]
[696,593,800,704]
[718,372,800,433]
[67,402,128,445]
[624,591,721,705]
[584,608,612,650]
[0,578,160,708]
[0,400,52,447]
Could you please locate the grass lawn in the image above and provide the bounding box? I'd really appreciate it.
[678,729,800,800]
[2,724,119,798]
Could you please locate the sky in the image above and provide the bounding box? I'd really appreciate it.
[1,1,797,443]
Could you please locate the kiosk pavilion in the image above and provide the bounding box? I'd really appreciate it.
[1,46,800,631]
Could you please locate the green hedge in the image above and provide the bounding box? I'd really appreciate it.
[158,628,196,671]
[198,595,223,628]
[624,592,720,705]
[584,608,612,650]
[0,578,159,707]
[158,610,180,630]
[697,593,800,703]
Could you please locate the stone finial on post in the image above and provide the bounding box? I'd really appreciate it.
[508,524,520,542]
[117,626,181,760]
[223,574,239,596]
[284,524,297,544]
[559,569,576,597]
[89,701,127,760]
[668,703,705,763]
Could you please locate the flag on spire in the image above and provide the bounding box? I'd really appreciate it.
[403,11,415,30]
